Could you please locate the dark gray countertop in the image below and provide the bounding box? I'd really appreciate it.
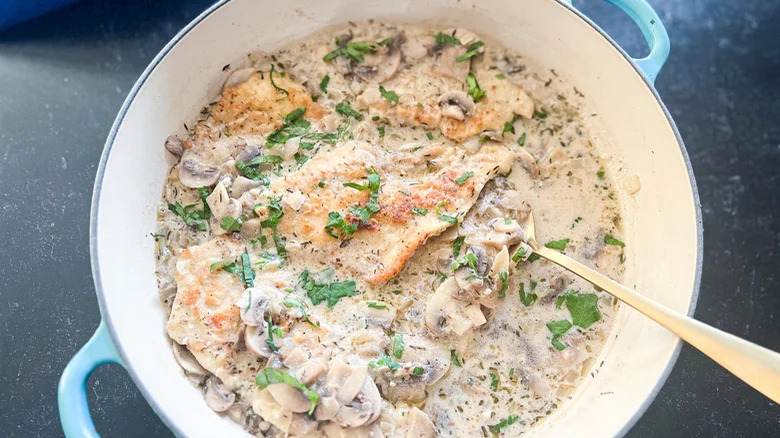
[0,0,777,436]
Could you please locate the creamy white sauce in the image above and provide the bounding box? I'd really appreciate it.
[154,21,626,438]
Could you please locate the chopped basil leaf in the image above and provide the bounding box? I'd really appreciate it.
[299,269,356,308]
[256,367,319,414]
[455,171,474,185]
[452,236,466,257]
[517,132,527,146]
[545,238,569,251]
[455,41,484,62]
[209,259,238,273]
[367,301,388,310]
[167,200,210,231]
[490,371,499,391]
[265,107,310,148]
[604,233,625,247]
[435,32,462,46]
[466,73,486,102]
[412,207,428,216]
[450,350,463,367]
[519,281,538,306]
[319,75,330,94]
[439,214,458,224]
[239,252,255,287]
[392,333,404,359]
[498,270,509,299]
[269,64,288,95]
[560,291,602,329]
[379,86,399,104]
[527,253,541,262]
[323,40,379,63]
[546,319,572,350]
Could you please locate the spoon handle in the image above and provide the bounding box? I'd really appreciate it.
[534,246,780,403]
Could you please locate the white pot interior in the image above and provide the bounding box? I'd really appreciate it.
[92,0,701,436]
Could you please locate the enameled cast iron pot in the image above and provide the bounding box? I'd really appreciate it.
[58,0,703,436]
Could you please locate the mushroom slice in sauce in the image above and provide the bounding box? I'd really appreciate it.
[171,342,208,376]
[425,277,488,336]
[244,323,273,359]
[438,91,475,121]
[164,135,185,160]
[203,377,235,412]
[178,150,220,188]
[352,36,403,83]
[326,359,369,404]
[336,375,382,427]
[234,287,271,326]
[435,28,482,83]
[267,382,312,413]
[400,407,436,438]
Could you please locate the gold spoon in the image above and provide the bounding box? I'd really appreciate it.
[522,212,780,403]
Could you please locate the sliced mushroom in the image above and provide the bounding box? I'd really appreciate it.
[378,336,451,403]
[321,422,382,438]
[482,218,525,250]
[206,179,241,235]
[239,218,263,239]
[204,377,235,412]
[223,67,256,90]
[288,413,319,436]
[314,395,340,421]
[425,278,487,336]
[235,287,271,326]
[352,37,403,83]
[245,323,273,359]
[171,342,207,376]
[401,407,436,438]
[235,144,261,163]
[231,176,263,198]
[437,45,469,83]
[267,383,312,413]
[178,150,220,188]
[164,135,185,160]
[517,147,540,178]
[364,302,396,328]
[326,359,369,404]
[336,376,382,428]
[438,91,475,121]
[490,246,510,277]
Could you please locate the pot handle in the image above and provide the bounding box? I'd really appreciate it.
[565,0,670,84]
[58,320,122,438]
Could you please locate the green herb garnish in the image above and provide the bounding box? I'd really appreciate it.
[496,73,506,79]
[455,41,484,62]
[597,170,605,179]
[455,171,474,185]
[269,64,288,95]
[256,367,319,414]
[466,73,486,102]
[533,109,548,119]
[517,132,527,146]
[519,281,538,306]
[452,236,466,257]
[546,319,572,350]
[451,350,463,367]
[498,270,509,299]
[412,207,427,216]
[325,211,357,238]
[490,371,499,391]
[426,132,434,140]
[323,40,380,63]
[319,75,330,94]
[439,214,458,224]
[545,238,569,251]
[378,125,385,138]
[367,301,388,310]
[168,201,210,231]
[435,32,462,46]
[412,366,425,376]
[299,269,356,308]
[369,353,401,370]
[490,415,520,433]
[604,234,625,247]
[209,259,238,273]
[392,333,404,359]
[336,102,363,120]
[379,86,399,104]
[220,215,245,232]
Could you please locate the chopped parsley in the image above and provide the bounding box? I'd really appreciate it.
[369,353,401,370]
[269,64,288,95]
[490,371,499,391]
[265,312,281,353]
[466,72,486,102]
[283,295,319,328]
[239,252,255,287]
[220,214,246,232]
[519,281,538,306]
[426,132,434,140]
[533,109,548,119]
[324,211,356,239]
[435,32,462,46]
[512,246,528,263]
[450,350,463,367]
[379,86,399,104]
[167,200,210,231]
[235,155,281,181]
[378,125,385,138]
[412,207,428,216]
[294,152,309,167]
[259,196,286,259]
[604,234,625,247]
[545,238,569,251]
[266,107,309,148]
[391,289,402,295]
[367,301,388,310]
[451,252,478,273]
[597,170,605,179]
[455,41,484,62]
[209,259,239,273]
[299,269,356,308]
[452,236,466,257]
[455,171,474,185]
[323,40,379,63]
[557,291,602,328]
[496,73,506,79]
[517,132,527,146]
[546,319,572,350]
[335,102,363,120]
[255,367,319,415]
[439,214,458,224]
[392,333,404,359]
[412,366,425,376]
[498,270,509,299]
[319,75,330,94]
[490,415,520,433]
[502,120,515,135]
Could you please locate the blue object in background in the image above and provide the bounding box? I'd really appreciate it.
[0,0,80,31]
